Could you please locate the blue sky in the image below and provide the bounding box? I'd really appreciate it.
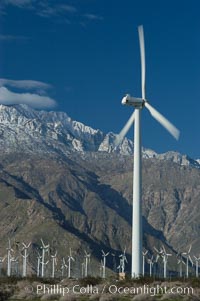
[0,0,200,158]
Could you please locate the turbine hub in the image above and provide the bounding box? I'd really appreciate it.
[122,94,144,108]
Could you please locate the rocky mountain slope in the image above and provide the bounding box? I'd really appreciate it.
[0,104,199,168]
[0,104,199,275]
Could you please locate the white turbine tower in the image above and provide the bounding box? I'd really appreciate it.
[21,242,31,277]
[142,249,148,277]
[111,253,117,273]
[115,25,180,278]
[147,255,154,277]
[193,255,200,278]
[7,239,14,277]
[37,251,42,277]
[161,245,172,279]
[81,262,85,278]
[177,253,186,277]
[84,251,91,277]
[40,239,49,278]
[101,250,109,279]
[118,248,128,274]
[0,256,6,276]
[10,256,19,276]
[182,245,193,278]
[99,260,103,277]
[67,248,75,278]
[61,258,68,277]
[51,251,57,279]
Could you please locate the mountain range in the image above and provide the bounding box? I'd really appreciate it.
[0,103,199,275]
[0,104,199,167]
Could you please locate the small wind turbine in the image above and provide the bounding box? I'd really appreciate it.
[99,260,104,277]
[182,245,193,278]
[114,25,180,278]
[154,247,164,262]
[21,242,31,277]
[81,262,85,278]
[101,250,109,279]
[36,250,42,277]
[61,258,68,277]
[147,255,154,277]
[0,256,6,276]
[67,248,75,278]
[7,239,14,277]
[193,255,200,278]
[161,245,172,279]
[84,251,91,277]
[118,248,128,273]
[142,249,148,277]
[51,251,57,279]
[177,253,186,277]
[10,256,19,276]
[40,239,49,278]
[154,246,164,277]
[111,253,117,273]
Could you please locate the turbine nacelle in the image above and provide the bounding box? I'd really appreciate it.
[122,94,144,108]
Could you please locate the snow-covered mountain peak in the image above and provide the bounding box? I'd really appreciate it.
[0,104,199,169]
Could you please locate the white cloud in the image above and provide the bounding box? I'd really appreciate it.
[0,87,56,109]
[4,0,33,8]
[2,0,103,24]
[0,35,28,41]
[83,14,103,21]
[36,3,77,18]
[59,4,77,13]
[3,0,77,18]
[0,78,52,90]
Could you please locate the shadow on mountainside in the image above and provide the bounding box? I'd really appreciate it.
[0,168,177,271]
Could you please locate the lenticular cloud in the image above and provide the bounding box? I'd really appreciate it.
[0,87,56,109]
[0,78,52,91]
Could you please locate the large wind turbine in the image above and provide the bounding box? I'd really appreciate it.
[115,25,180,278]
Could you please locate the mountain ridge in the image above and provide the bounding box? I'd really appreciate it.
[0,103,199,169]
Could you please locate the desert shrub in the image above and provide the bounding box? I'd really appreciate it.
[0,290,13,301]
[188,277,200,288]
[41,293,60,300]
[89,294,100,300]
[59,294,78,301]
[79,276,102,287]
[132,294,157,301]
[0,276,19,284]
[99,295,117,301]
[116,275,155,287]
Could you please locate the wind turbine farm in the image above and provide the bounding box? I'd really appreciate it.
[0,237,198,279]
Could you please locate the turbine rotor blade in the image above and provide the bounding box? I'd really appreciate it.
[154,247,159,253]
[138,25,146,100]
[145,102,180,140]
[162,245,166,254]
[114,111,135,146]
